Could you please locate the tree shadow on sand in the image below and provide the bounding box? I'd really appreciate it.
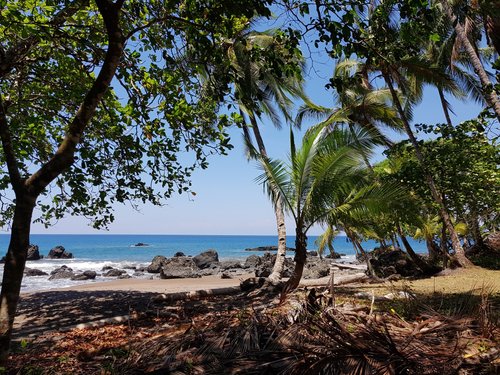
[14,290,159,339]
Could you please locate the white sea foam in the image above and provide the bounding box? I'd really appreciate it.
[4,259,151,293]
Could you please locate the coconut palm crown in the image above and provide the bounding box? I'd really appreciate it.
[256,124,399,290]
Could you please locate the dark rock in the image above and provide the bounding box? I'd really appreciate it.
[133,272,145,277]
[369,249,420,277]
[50,265,73,275]
[254,253,294,278]
[325,252,342,259]
[244,255,261,269]
[174,252,185,257]
[83,270,97,279]
[103,269,126,277]
[71,271,96,281]
[27,245,41,261]
[193,250,219,269]
[136,266,147,273]
[245,246,295,252]
[47,245,73,259]
[102,266,114,271]
[160,257,200,279]
[24,268,48,277]
[133,242,149,247]
[147,255,168,273]
[118,274,132,279]
[49,265,75,280]
[220,260,243,270]
[308,251,318,257]
[122,264,137,270]
[220,272,232,279]
[240,277,265,292]
[303,259,331,279]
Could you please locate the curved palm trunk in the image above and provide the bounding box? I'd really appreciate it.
[383,72,472,267]
[346,229,376,276]
[0,193,35,362]
[286,226,307,290]
[249,117,287,282]
[425,236,441,263]
[438,88,453,127]
[441,0,500,120]
[440,219,450,267]
[398,226,436,274]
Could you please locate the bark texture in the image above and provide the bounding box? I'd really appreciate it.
[249,116,288,283]
[286,227,307,291]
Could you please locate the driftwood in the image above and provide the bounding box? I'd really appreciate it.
[299,273,369,287]
[332,263,367,271]
[151,286,241,303]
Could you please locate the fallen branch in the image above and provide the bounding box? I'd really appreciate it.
[151,286,241,303]
[300,273,370,287]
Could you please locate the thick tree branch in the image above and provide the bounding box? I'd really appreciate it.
[0,97,22,193]
[25,0,126,196]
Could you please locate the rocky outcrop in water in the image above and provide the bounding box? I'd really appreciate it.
[193,249,219,269]
[71,271,97,281]
[27,245,42,261]
[49,265,75,280]
[160,257,201,279]
[47,245,73,259]
[24,268,48,277]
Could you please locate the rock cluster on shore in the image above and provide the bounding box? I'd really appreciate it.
[21,248,346,284]
[1,244,73,263]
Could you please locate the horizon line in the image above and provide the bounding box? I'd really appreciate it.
[2,232,335,236]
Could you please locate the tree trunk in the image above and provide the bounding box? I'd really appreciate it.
[345,230,376,276]
[285,227,307,291]
[0,193,35,362]
[440,219,449,268]
[485,3,500,55]
[249,116,287,282]
[438,88,453,127]
[383,72,472,267]
[470,206,484,248]
[441,0,500,120]
[398,226,436,274]
[425,236,441,263]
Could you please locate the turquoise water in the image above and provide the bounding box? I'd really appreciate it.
[0,234,426,261]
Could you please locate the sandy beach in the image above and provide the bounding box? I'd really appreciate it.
[31,273,256,294]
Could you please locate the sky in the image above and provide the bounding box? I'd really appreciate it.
[29,76,483,236]
[27,17,486,236]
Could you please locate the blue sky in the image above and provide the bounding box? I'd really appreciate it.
[30,55,484,235]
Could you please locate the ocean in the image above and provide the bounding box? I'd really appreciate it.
[0,234,426,292]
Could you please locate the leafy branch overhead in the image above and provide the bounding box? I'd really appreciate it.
[0,0,274,228]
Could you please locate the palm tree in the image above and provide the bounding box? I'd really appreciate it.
[296,58,403,171]
[256,124,394,290]
[315,225,340,259]
[439,0,500,120]
[226,27,309,283]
